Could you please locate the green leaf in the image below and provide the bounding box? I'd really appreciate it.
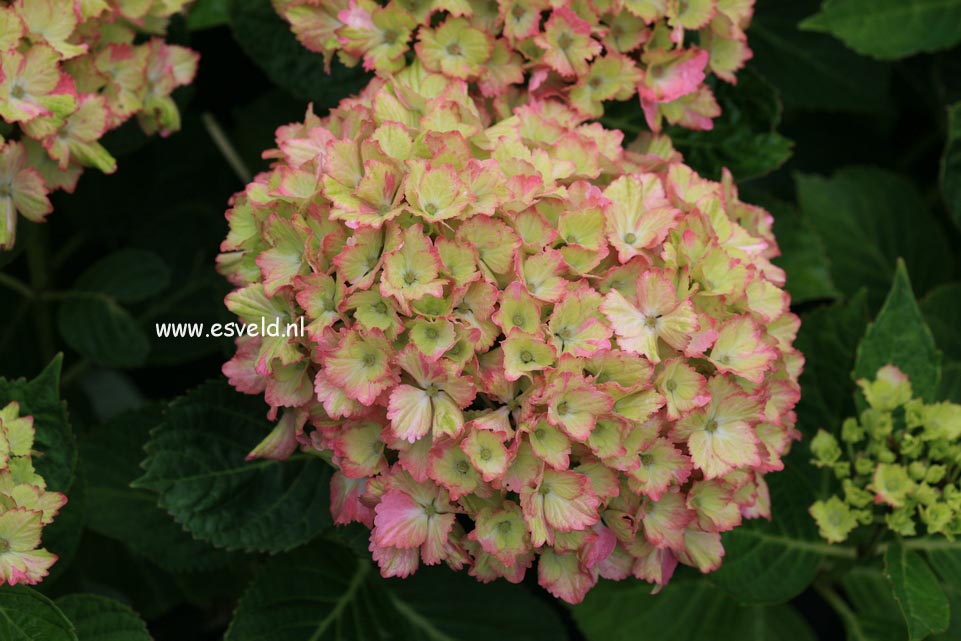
[796,167,955,311]
[134,381,332,553]
[941,102,961,233]
[767,199,841,303]
[228,0,370,109]
[188,0,229,30]
[749,0,893,113]
[912,539,961,587]
[56,534,184,621]
[81,406,235,572]
[709,464,843,604]
[39,473,85,588]
[884,541,950,640]
[74,250,170,304]
[939,361,961,403]
[0,355,76,491]
[667,70,793,182]
[801,0,961,61]
[55,595,150,641]
[0,586,77,641]
[854,262,942,402]
[795,292,871,434]
[57,299,150,368]
[921,283,961,361]
[224,541,567,641]
[841,565,909,641]
[572,578,816,641]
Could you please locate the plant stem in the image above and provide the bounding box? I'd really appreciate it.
[815,581,864,639]
[25,224,55,363]
[0,271,33,299]
[202,112,252,184]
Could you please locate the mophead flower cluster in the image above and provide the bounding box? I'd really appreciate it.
[274,0,752,129]
[0,401,66,586]
[810,366,961,544]
[0,0,199,249]
[217,59,801,603]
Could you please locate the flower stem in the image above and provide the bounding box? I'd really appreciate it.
[0,271,33,299]
[815,581,863,638]
[202,112,252,184]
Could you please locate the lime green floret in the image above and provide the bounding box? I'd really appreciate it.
[809,365,961,543]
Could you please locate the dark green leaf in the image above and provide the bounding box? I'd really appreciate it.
[0,586,77,641]
[39,473,85,589]
[228,0,370,109]
[668,70,793,182]
[74,250,170,304]
[921,283,961,361]
[388,566,568,641]
[225,541,567,641]
[801,0,961,61]
[884,541,950,640]
[749,0,892,113]
[57,298,150,368]
[938,361,961,403]
[795,292,871,434]
[572,578,816,641]
[55,595,150,641]
[918,539,961,587]
[0,355,76,491]
[854,262,942,402]
[81,406,235,572]
[77,369,145,422]
[188,0,229,30]
[796,167,954,310]
[709,464,840,604]
[768,200,841,303]
[134,381,332,553]
[51,534,183,621]
[841,565,909,641]
[941,102,961,233]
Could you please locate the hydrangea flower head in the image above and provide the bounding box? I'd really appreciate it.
[810,366,961,543]
[0,401,67,586]
[218,61,800,604]
[0,0,199,248]
[274,0,754,128]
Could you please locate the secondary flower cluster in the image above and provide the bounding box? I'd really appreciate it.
[217,61,801,603]
[0,401,66,586]
[0,0,199,249]
[810,366,961,544]
[274,0,752,129]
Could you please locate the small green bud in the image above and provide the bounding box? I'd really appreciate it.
[872,463,912,508]
[898,433,925,459]
[908,461,927,482]
[944,485,961,511]
[841,417,864,444]
[862,408,893,439]
[810,496,859,543]
[875,447,897,464]
[922,402,961,441]
[855,455,875,476]
[925,465,947,485]
[915,483,938,506]
[842,479,873,508]
[884,507,917,537]
[905,398,925,429]
[855,508,875,526]
[811,429,843,467]
[922,503,953,535]
[833,461,852,479]
[857,365,913,411]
